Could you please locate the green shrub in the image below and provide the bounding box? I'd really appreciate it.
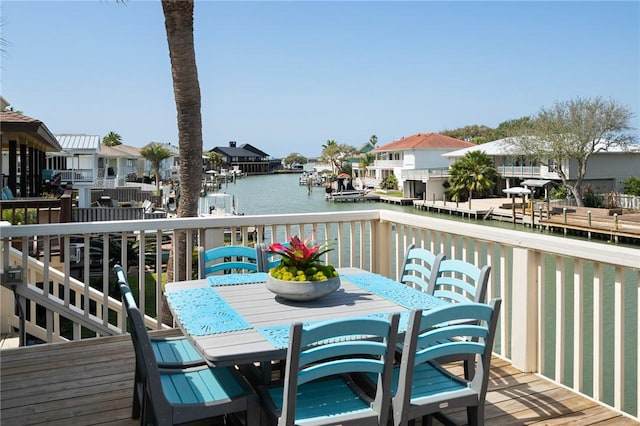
[622,176,640,196]
[379,174,398,190]
[2,209,38,225]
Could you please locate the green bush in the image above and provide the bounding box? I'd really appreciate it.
[379,174,398,190]
[622,176,640,196]
[549,186,569,200]
[2,209,38,225]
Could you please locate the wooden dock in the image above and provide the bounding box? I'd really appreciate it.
[541,206,640,243]
[413,199,492,219]
[1,332,637,425]
[412,198,640,243]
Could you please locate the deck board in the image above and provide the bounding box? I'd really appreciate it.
[1,333,637,426]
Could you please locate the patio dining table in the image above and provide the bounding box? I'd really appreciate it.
[164,267,446,370]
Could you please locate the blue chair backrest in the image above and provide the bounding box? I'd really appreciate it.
[428,258,491,304]
[199,245,259,277]
[395,300,501,421]
[2,187,15,200]
[255,242,289,272]
[400,244,445,292]
[114,264,137,309]
[280,313,400,425]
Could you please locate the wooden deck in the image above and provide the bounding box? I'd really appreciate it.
[1,332,637,426]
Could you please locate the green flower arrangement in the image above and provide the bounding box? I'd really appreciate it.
[267,233,338,282]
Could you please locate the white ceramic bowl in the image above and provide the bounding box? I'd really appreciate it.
[265,274,340,301]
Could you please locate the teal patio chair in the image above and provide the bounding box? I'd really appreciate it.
[427,258,491,305]
[115,265,206,420]
[198,245,260,278]
[399,244,445,292]
[255,242,283,272]
[408,257,492,380]
[115,265,205,368]
[119,275,259,425]
[392,300,501,426]
[258,313,400,426]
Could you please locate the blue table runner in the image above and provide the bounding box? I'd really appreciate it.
[257,274,447,348]
[257,311,411,349]
[165,286,252,336]
[342,273,447,310]
[207,272,268,286]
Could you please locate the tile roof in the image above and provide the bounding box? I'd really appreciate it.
[0,111,61,151]
[374,133,475,151]
[100,143,141,157]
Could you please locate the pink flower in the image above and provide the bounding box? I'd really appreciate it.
[266,232,332,270]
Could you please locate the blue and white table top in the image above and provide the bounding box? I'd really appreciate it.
[165,267,445,367]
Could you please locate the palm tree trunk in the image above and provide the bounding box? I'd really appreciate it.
[161,0,202,325]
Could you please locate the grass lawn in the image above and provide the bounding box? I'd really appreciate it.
[375,190,403,197]
[124,270,166,318]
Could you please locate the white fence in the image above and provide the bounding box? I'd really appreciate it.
[1,210,638,420]
[550,193,640,210]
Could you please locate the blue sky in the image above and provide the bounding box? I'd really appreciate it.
[2,1,638,158]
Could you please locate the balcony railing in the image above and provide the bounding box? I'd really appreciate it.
[371,160,405,168]
[496,165,541,178]
[56,169,95,184]
[401,168,450,180]
[0,210,638,420]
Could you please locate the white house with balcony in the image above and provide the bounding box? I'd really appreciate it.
[98,143,145,187]
[48,135,146,206]
[367,133,474,199]
[443,137,640,197]
[48,134,101,207]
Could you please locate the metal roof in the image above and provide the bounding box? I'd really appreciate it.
[521,179,553,187]
[55,134,101,151]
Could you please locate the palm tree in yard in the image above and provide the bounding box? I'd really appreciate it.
[161,0,202,220]
[140,143,171,193]
[160,0,203,325]
[447,151,497,202]
[102,131,122,146]
[205,151,224,172]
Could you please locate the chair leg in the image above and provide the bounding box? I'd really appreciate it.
[132,370,141,419]
[464,354,476,380]
[246,399,261,426]
[467,405,481,426]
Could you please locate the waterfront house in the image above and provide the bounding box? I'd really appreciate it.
[367,132,474,198]
[98,142,145,187]
[209,141,273,174]
[47,134,100,207]
[348,139,377,189]
[443,137,640,197]
[0,109,61,198]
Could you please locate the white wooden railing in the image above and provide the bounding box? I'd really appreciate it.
[496,165,541,178]
[1,210,638,420]
[56,169,95,183]
[401,168,450,180]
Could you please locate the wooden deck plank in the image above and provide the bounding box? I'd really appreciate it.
[1,334,637,425]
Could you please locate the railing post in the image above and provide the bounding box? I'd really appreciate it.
[510,247,539,373]
[0,238,14,336]
[371,219,392,277]
[59,192,72,223]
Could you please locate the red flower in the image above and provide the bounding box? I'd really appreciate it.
[267,232,332,270]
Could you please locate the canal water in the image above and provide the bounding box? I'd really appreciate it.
[218,172,638,243]
[219,172,638,415]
